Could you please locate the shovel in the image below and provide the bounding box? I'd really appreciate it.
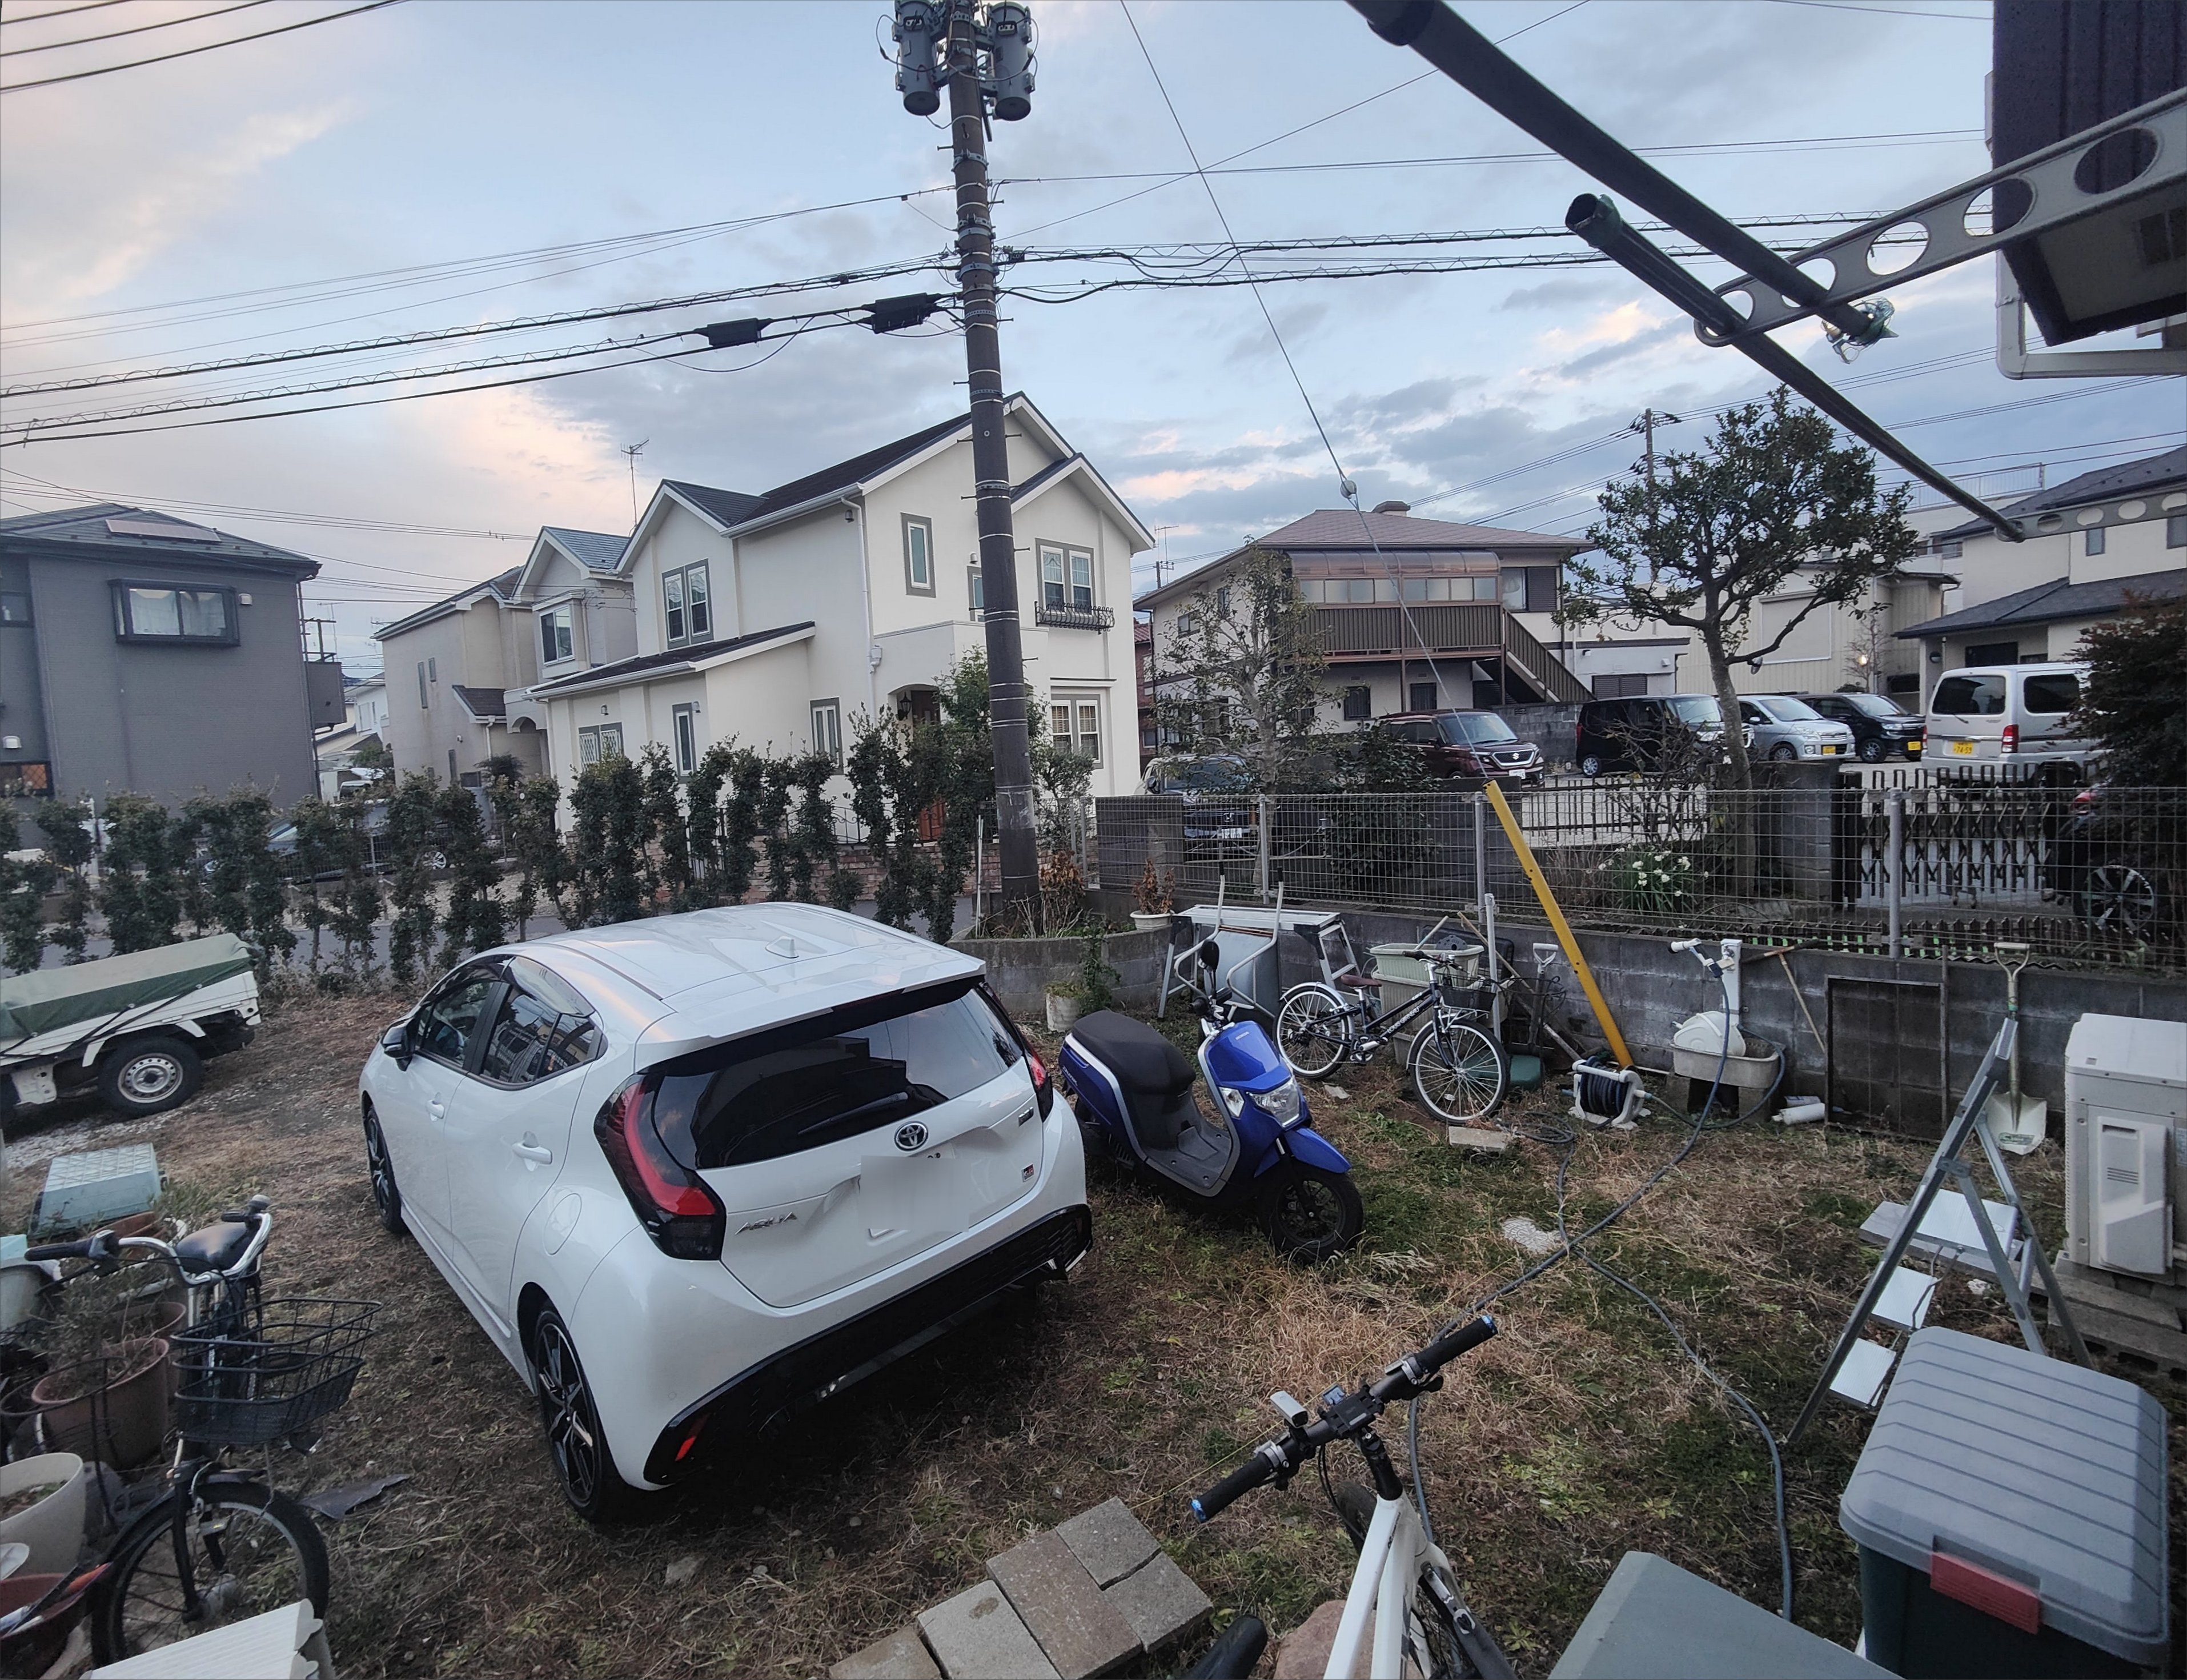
[1984,943,2045,1154]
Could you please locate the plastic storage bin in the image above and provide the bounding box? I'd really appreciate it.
[1839,1326,2168,1678]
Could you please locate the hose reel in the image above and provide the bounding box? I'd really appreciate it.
[1571,1058,1644,1129]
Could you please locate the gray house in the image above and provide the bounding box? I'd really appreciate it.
[0,504,338,806]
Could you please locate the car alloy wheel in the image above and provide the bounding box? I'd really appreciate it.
[1769,743,1798,761]
[531,1310,630,1521]
[1858,738,1887,763]
[2084,864,2160,940]
[362,1110,404,1234]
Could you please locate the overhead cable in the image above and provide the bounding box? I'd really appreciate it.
[0,0,401,93]
[0,0,273,58]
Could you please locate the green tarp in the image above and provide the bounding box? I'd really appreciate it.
[0,933,255,1044]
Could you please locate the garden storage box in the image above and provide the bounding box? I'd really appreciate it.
[1838,1326,2167,1678]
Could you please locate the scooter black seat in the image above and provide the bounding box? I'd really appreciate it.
[1072,1010,1198,1149]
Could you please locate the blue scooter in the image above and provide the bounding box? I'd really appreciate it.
[1058,912,1363,1261]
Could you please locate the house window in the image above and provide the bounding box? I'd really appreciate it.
[968,563,985,621]
[112,583,237,645]
[428,657,436,683]
[903,516,934,595]
[417,662,429,709]
[1409,683,1438,713]
[1213,583,1229,618]
[1175,611,1198,637]
[664,563,711,647]
[448,749,459,784]
[1051,697,1101,763]
[0,594,31,625]
[577,723,624,766]
[1501,567,1556,613]
[540,606,574,664]
[2084,525,2105,557]
[1935,539,1964,559]
[1964,641,2021,668]
[1341,685,1372,721]
[810,700,843,767]
[2168,514,2186,548]
[672,703,699,773]
[1593,672,1650,699]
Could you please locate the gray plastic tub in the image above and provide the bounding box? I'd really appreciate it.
[1839,1326,2168,1676]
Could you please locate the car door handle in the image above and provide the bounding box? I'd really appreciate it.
[427,1098,446,1120]
[512,1140,553,1164]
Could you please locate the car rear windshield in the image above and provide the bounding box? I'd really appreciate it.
[1931,674,2005,716]
[1752,696,1821,722]
[1173,759,1247,792]
[1667,696,1722,726]
[1438,713,1519,745]
[645,979,1023,1171]
[2021,673,2079,715]
[1847,694,1908,719]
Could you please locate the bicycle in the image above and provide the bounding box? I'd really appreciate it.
[25,1199,378,1663]
[1187,1315,1514,1680]
[1275,944,1510,1125]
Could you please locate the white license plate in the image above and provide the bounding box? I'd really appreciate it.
[860,1148,950,1237]
[1951,740,1975,756]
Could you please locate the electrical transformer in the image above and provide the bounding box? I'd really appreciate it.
[2064,1014,2187,1283]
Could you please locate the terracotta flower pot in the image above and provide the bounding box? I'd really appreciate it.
[30,1338,170,1469]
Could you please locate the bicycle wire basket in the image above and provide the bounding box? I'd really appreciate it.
[170,1297,379,1448]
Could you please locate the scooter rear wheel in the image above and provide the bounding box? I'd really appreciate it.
[1259,1165,1363,1262]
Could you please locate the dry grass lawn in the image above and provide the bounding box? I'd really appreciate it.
[3,985,2180,1677]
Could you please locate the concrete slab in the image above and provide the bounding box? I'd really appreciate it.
[1447,1126,1514,1153]
[830,1626,941,1680]
[918,1582,1062,1680]
[1056,1498,1159,1589]
[1103,1551,1211,1655]
[988,1530,1139,1680]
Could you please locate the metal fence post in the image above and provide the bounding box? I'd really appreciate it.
[1886,788,1904,959]
[1257,794,1272,904]
[1472,792,1488,908]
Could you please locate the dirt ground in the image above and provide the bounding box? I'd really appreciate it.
[4,987,2180,1678]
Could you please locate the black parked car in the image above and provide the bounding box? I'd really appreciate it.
[2040,784,2181,943]
[1789,692,1925,763]
[1574,694,1735,776]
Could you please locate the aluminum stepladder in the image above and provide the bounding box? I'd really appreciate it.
[1787,1018,2092,1444]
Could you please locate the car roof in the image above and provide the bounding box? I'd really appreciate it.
[511,905,982,1054]
[1935,661,2087,679]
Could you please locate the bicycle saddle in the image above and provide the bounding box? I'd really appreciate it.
[174,1219,255,1278]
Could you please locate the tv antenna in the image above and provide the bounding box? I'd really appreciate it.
[620,440,649,527]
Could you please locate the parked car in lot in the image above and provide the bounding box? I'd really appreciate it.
[359,905,1090,1518]
[1145,754,1255,853]
[2040,783,2182,943]
[1925,661,2093,784]
[1789,691,1924,762]
[1737,695,1855,763]
[1373,710,1544,786]
[1574,694,1737,776]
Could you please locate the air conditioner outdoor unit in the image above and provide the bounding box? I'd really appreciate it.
[2064,1015,2187,1284]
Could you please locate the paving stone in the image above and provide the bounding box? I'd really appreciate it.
[829,1626,941,1680]
[1056,1498,1160,1588]
[1272,1599,1414,1680]
[988,1530,1140,1679]
[1103,1551,1212,1655]
[918,1582,1061,1680]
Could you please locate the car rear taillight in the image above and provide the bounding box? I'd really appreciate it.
[2000,723,2019,755]
[1027,1049,1054,1118]
[595,1077,725,1260]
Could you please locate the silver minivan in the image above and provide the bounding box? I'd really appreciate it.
[1925,661,2093,782]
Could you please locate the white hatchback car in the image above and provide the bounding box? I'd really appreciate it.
[358,905,1089,1519]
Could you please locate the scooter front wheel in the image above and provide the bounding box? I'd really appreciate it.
[1275,983,1351,1080]
[1259,1165,1363,1262]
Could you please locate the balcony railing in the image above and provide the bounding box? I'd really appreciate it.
[1035,600,1115,631]
[1311,603,1589,704]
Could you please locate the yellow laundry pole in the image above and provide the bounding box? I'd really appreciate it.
[1483,781,1632,1069]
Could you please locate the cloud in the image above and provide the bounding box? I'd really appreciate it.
[1555,316,1693,378]
[1498,275,1621,312]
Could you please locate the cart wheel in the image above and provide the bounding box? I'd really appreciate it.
[97,1036,203,1117]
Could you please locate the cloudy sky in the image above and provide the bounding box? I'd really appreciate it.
[2,0,2180,672]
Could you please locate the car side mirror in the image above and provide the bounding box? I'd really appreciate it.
[380,1020,413,1066]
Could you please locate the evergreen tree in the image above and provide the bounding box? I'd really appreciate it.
[384,772,442,987]
[33,799,95,964]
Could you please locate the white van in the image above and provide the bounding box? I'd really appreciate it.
[1925,661,2093,782]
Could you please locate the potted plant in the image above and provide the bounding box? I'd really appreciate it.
[0,1453,86,1575]
[1130,857,1177,934]
[1044,980,1081,1033]
[31,1337,172,1470]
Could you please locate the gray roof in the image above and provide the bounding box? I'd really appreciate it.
[370,564,524,641]
[1935,446,2187,542]
[540,526,627,571]
[524,620,814,696]
[1258,508,1583,553]
[660,482,765,530]
[0,502,319,576]
[451,684,505,721]
[653,416,969,533]
[1895,567,2186,639]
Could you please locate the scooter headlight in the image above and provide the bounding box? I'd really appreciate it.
[1255,1077,1304,1128]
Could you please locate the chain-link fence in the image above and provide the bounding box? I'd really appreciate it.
[1097,781,2187,973]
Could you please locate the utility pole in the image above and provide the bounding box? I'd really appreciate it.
[1630,407,1679,581]
[896,0,1040,923]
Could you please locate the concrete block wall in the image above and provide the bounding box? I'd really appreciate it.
[954,928,1170,1020]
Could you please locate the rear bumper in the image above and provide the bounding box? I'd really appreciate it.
[641,1204,1092,1484]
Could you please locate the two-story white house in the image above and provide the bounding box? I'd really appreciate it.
[514,395,1153,799]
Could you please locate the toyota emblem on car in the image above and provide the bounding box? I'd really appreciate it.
[894,1121,929,1153]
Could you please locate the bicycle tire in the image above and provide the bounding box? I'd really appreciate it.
[1412,1566,1516,1680]
[1274,983,1351,1080]
[1408,1020,1509,1124]
[92,1477,330,1664]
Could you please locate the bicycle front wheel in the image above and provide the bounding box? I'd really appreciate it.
[93,1477,330,1663]
[1275,983,1351,1079]
[1408,1020,1509,1124]
[1412,1566,1516,1680]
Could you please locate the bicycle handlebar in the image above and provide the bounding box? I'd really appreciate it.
[1190,1316,1497,1523]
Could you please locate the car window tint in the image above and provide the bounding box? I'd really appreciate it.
[479,985,600,1085]
[2021,673,2079,715]
[1668,697,1720,727]
[415,973,499,1068]
[1932,674,2005,716]
[648,981,1020,1171]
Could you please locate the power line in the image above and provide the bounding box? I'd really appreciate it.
[0,0,402,93]
[1764,0,1990,18]
[0,0,134,26]
[0,0,273,58]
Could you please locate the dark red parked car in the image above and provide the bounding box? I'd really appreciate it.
[1374,711,1544,786]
